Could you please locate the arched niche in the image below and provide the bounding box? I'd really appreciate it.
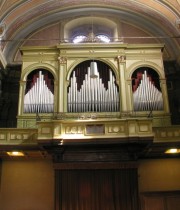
[66,58,118,82]
[21,63,57,82]
[63,16,119,42]
[131,67,163,112]
[67,60,119,113]
[23,69,54,113]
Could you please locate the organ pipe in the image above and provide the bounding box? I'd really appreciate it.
[133,70,163,111]
[24,71,54,113]
[90,61,98,78]
[68,63,119,112]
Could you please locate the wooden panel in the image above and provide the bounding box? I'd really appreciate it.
[141,192,180,210]
[166,195,180,210]
[141,196,165,210]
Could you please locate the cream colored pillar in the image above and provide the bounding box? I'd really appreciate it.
[18,81,26,115]
[161,78,170,113]
[53,79,58,113]
[126,79,133,111]
[58,56,67,112]
[117,55,128,112]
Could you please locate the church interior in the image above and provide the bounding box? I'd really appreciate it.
[0,1,180,210]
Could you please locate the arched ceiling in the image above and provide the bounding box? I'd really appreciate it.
[0,0,180,67]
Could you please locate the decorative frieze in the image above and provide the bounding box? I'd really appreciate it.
[0,134,6,140]
[0,123,180,145]
[37,119,153,141]
[0,129,37,144]
[107,124,125,134]
[154,127,180,141]
[65,125,84,134]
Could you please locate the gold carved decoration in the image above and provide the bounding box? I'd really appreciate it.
[58,56,67,64]
[65,125,83,134]
[116,55,126,63]
[108,125,125,133]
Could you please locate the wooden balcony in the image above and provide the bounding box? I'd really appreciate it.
[0,119,179,160]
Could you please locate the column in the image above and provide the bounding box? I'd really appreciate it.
[58,56,67,112]
[18,81,26,115]
[161,78,170,113]
[127,79,133,111]
[0,71,2,97]
[117,55,127,112]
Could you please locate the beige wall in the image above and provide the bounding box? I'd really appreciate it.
[0,159,54,210]
[138,158,180,192]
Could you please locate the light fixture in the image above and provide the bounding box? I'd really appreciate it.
[7,151,25,157]
[90,61,98,78]
[165,148,180,154]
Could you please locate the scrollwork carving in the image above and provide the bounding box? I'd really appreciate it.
[58,56,67,64]
[116,55,126,63]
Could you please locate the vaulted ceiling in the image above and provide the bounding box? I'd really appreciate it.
[0,0,180,69]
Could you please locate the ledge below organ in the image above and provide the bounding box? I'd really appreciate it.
[36,118,153,142]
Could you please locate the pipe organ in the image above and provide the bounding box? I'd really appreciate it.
[133,70,163,111]
[68,64,119,112]
[24,71,54,113]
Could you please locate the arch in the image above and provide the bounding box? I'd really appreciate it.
[66,58,118,82]
[64,16,118,42]
[67,59,120,113]
[4,5,179,64]
[23,66,56,114]
[127,61,164,79]
[21,63,58,81]
[130,63,164,112]
[132,67,161,92]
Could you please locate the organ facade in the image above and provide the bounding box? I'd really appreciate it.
[17,43,170,128]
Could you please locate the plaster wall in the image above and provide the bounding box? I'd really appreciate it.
[138,158,180,192]
[0,160,54,210]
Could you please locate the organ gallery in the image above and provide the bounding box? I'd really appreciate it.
[1,2,180,210]
[17,43,170,128]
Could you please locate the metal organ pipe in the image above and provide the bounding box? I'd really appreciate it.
[24,71,54,113]
[133,71,163,111]
[68,64,119,112]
